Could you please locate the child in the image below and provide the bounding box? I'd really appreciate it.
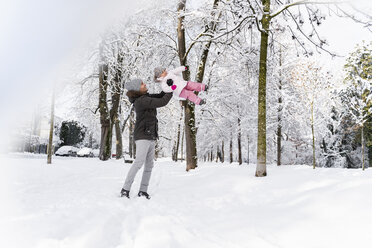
[154,66,208,105]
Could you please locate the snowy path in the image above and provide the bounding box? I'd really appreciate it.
[1,155,372,248]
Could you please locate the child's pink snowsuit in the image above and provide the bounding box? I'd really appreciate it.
[157,66,206,105]
[179,81,206,105]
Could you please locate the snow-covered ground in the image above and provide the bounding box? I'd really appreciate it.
[1,154,372,248]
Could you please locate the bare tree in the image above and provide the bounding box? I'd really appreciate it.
[110,52,124,159]
[47,86,55,164]
[238,117,242,165]
[277,46,283,166]
[230,131,233,163]
[174,108,183,161]
[98,51,111,161]
[223,0,372,176]
[177,0,194,171]
[177,0,222,171]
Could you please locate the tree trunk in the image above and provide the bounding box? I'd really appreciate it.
[155,141,159,159]
[362,124,365,170]
[277,109,282,166]
[177,0,196,171]
[115,120,123,159]
[133,141,136,159]
[368,138,371,169]
[216,146,218,162]
[238,117,242,165]
[175,109,183,161]
[296,145,298,160]
[173,141,178,161]
[98,63,112,161]
[230,133,233,163]
[255,0,270,177]
[111,51,124,160]
[47,87,55,164]
[88,133,93,148]
[277,47,283,166]
[183,98,197,170]
[177,0,220,171]
[311,101,316,169]
[172,142,176,161]
[195,0,219,84]
[181,124,185,161]
[247,135,250,165]
[221,140,225,163]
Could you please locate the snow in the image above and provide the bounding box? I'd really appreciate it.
[77,147,93,157]
[1,154,372,248]
[55,146,79,156]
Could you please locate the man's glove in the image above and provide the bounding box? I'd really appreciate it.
[167,79,174,86]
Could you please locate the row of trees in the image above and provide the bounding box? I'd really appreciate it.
[322,42,372,170]
[53,0,371,174]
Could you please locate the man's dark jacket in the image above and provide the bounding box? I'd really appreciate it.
[128,92,172,141]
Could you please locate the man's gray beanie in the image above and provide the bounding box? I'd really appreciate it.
[154,67,166,80]
[125,78,142,91]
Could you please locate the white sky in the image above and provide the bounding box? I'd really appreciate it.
[316,2,372,71]
[0,0,371,150]
[0,0,149,149]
